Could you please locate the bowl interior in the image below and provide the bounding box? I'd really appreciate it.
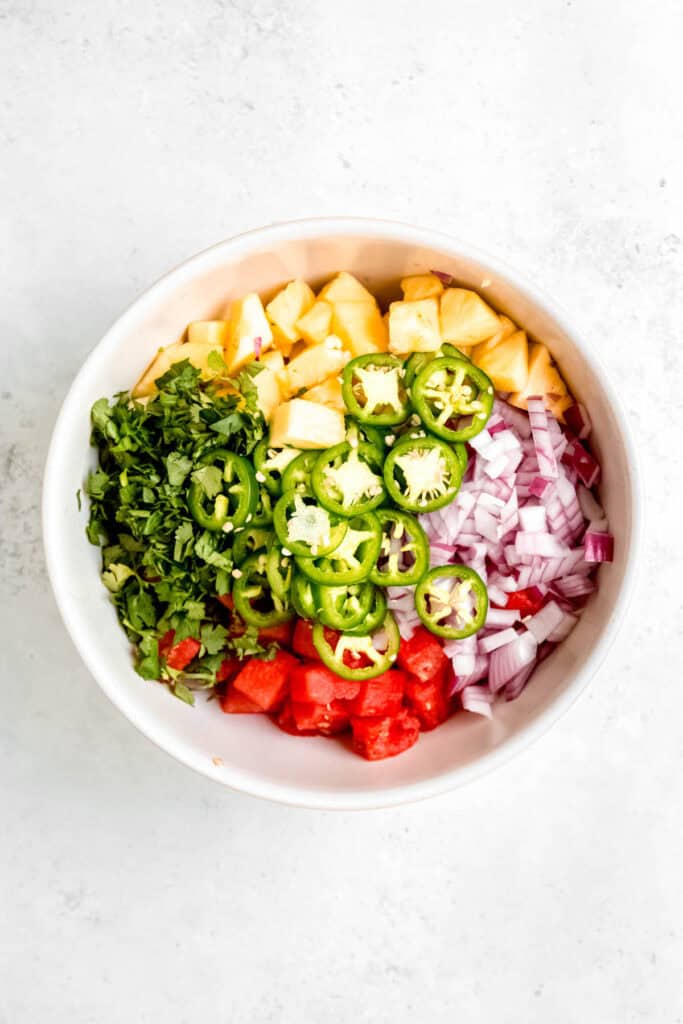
[44,222,637,808]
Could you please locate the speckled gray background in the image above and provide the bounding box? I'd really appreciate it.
[2,1,682,1021]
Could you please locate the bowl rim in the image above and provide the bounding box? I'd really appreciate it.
[42,216,643,810]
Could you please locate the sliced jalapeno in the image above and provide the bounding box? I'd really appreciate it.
[342,353,410,427]
[415,564,488,639]
[312,442,386,518]
[295,512,382,586]
[188,449,258,532]
[273,489,348,558]
[345,418,385,456]
[346,585,387,635]
[316,580,375,631]
[250,486,274,527]
[291,572,319,619]
[383,434,463,513]
[312,611,400,681]
[370,509,430,587]
[232,553,293,628]
[253,439,301,497]
[281,451,318,494]
[265,546,293,601]
[412,356,493,442]
[233,526,274,565]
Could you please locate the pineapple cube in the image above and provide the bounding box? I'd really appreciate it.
[226,293,273,373]
[304,375,346,413]
[318,271,375,304]
[296,299,333,345]
[269,398,346,449]
[187,321,230,347]
[133,341,222,397]
[284,335,349,395]
[440,288,501,347]
[400,273,444,302]
[253,366,282,422]
[259,348,285,376]
[265,280,315,344]
[473,330,529,392]
[471,314,517,359]
[388,298,442,355]
[509,343,572,420]
[331,301,388,356]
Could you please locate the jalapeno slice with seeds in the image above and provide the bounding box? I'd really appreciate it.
[291,572,319,619]
[295,512,382,586]
[346,585,387,635]
[412,356,493,442]
[370,509,430,587]
[312,442,386,518]
[383,434,463,513]
[188,449,258,532]
[232,553,294,628]
[250,486,275,527]
[265,546,293,601]
[253,439,301,497]
[281,451,318,494]
[312,611,400,681]
[233,526,274,565]
[316,580,376,631]
[342,353,410,427]
[273,489,348,558]
[415,564,488,639]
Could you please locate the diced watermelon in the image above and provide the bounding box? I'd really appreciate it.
[166,637,201,671]
[396,627,448,683]
[215,656,242,684]
[344,669,405,718]
[350,708,421,761]
[219,684,263,714]
[404,670,450,731]
[232,649,299,711]
[505,586,546,616]
[291,700,350,735]
[274,700,317,736]
[258,620,295,646]
[291,619,322,661]
[290,663,361,704]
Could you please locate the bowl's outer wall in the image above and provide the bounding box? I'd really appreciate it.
[43,221,638,808]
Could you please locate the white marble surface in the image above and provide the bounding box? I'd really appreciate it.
[2,1,682,1020]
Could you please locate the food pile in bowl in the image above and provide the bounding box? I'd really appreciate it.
[84,270,613,761]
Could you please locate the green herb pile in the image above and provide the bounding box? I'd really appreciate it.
[84,359,272,703]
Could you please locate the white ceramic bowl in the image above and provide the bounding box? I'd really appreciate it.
[43,219,641,809]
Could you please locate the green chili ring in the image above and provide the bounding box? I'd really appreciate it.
[412,355,494,442]
[342,353,410,427]
[188,449,258,532]
[415,564,488,639]
[383,434,463,513]
[273,489,348,558]
[370,509,430,587]
[311,442,386,518]
[232,553,294,628]
[312,612,400,681]
[294,512,382,586]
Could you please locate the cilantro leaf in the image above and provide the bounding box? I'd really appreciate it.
[166,452,193,486]
[201,622,228,655]
[102,563,135,592]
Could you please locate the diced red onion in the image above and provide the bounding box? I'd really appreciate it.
[564,403,592,439]
[515,532,569,558]
[253,335,263,359]
[562,439,600,487]
[479,627,519,654]
[430,268,454,284]
[527,396,559,479]
[461,685,494,717]
[526,600,565,643]
[518,504,547,532]
[489,632,538,693]
[485,607,520,627]
[529,476,553,499]
[584,530,614,563]
[547,610,578,642]
[554,574,596,600]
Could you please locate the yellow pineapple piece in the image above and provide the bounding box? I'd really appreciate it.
[331,301,388,356]
[253,366,282,421]
[304,375,346,413]
[440,288,501,347]
[473,330,529,392]
[400,273,444,302]
[296,299,333,345]
[226,293,273,373]
[318,271,375,304]
[259,348,285,375]
[133,341,222,397]
[269,398,346,449]
[284,335,349,395]
[265,280,315,344]
[471,314,517,359]
[388,298,442,355]
[187,321,230,347]
[509,343,572,420]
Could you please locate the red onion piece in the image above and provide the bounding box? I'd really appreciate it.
[527,397,559,479]
[584,530,614,563]
[564,403,592,439]
[253,335,263,359]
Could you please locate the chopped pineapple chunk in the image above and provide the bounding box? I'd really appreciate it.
[318,271,375,304]
[253,366,282,421]
[473,330,529,392]
[187,321,230,347]
[471,314,517,358]
[440,288,500,347]
[265,280,315,343]
[331,301,388,356]
[509,343,572,420]
[296,299,333,345]
[400,273,444,302]
[304,375,346,413]
[133,341,222,397]
[388,298,442,355]
[259,348,285,375]
[269,398,346,449]
[284,336,349,395]
[226,293,273,373]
